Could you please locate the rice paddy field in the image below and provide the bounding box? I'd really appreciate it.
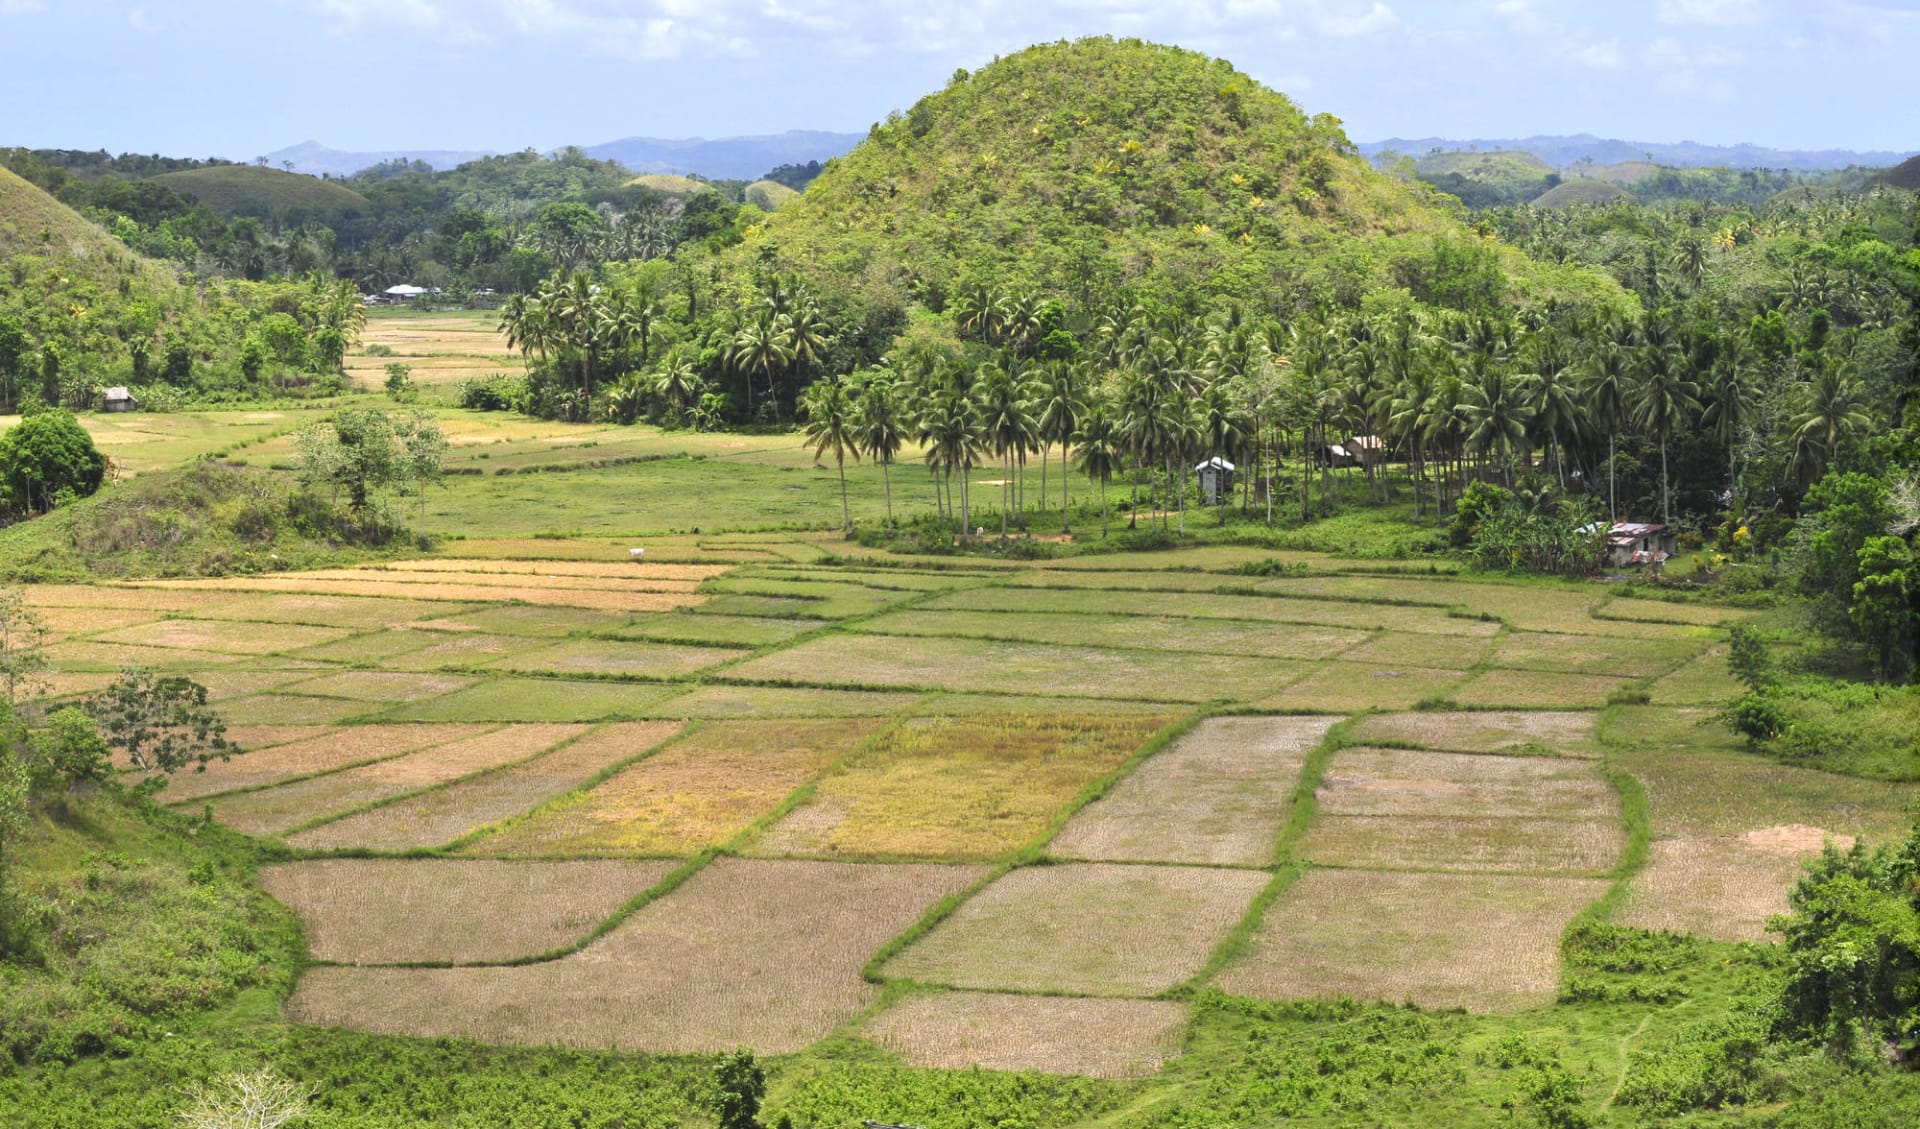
[24,523,1917,1093]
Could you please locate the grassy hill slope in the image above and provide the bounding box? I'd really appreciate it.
[152,165,368,222]
[1881,154,1920,190]
[1589,160,1663,186]
[1534,179,1626,207]
[744,179,801,210]
[625,173,714,196]
[1415,149,1553,178]
[740,38,1622,317]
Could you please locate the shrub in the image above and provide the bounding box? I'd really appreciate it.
[0,409,106,518]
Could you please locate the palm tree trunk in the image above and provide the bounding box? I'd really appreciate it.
[1039,443,1049,517]
[1061,445,1071,533]
[1660,437,1671,526]
[1000,452,1010,540]
[1100,477,1110,537]
[1608,432,1617,522]
[836,452,850,534]
[882,459,894,532]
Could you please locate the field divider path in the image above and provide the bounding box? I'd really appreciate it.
[164,723,508,807]
[1172,714,1356,996]
[861,711,1205,991]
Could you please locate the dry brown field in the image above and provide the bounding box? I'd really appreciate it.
[1049,715,1335,866]
[1348,710,1602,756]
[157,724,492,803]
[1256,663,1465,711]
[262,858,676,963]
[1215,869,1609,1011]
[1448,668,1635,709]
[882,862,1267,996]
[483,638,746,679]
[286,859,985,1052]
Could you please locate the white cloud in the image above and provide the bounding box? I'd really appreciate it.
[1317,1,1397,37]
[1569,38,1624,68]
[0,0,48,13]
[1657,0,1764,26]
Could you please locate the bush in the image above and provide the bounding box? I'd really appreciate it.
[455,374,526,413]
[0,410,105,518]
[1724,693,1789,748]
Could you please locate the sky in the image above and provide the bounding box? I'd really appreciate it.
[1,0,1915,159]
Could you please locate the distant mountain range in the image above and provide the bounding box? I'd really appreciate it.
[263,141,492,177]
[579,131,863,180]
[267,131,864,181]
[1355,134,1916,172]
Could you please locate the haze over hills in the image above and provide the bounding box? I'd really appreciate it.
[267,131,863,181]
[1355,134,1915,172]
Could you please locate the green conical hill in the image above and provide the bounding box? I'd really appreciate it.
[739,38,1621,315]
[1879,154,1920,190]
[151,165,368,222]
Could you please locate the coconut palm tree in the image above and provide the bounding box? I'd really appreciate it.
[1787,366,1872,483]
[729,315,793,423]
[1522,329,1580,489]
[1461,355,1533,487]
[919,384,982,533]
[853,377,906,531]
[974,357,1039,538]
[1035,362,1084,530]
[1581,334,1633,521]
[1075,399,1122,537]
[1630,339,1702,525]
[1699,352,1751,504]
[651,356,704,427]
[800,378,859,534]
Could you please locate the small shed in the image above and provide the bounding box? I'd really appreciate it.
[384,284,428,303]
[1195,456,1236,505]
[1315,443,1359,469]
[101,386,137,413]
[1583,521,1678,568]
[1346,435,1385,466]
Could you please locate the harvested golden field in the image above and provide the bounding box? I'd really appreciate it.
[134,575,707,612]
[286,859,985,1052]
[93,617,357,655]
[45,640,246,671]
[484,638,747,679]
[382,558,733,582]
[1348,710,1602,757]
[182,593,479,629]
[1489,630,1704,679]
[467,719,881,857]
[24,585,235,612]
[29,606,160,636]
[288,671,475,702]
[751,714,1171,860]
[1619,836,1838,943]
[285,722,682,851]
[41,671,121,700]
[262,858,676,963]
[208,725,586,837]
[345,313,515,387]
[1256,663,1465,712]
[1214,869,1609,1012]
[1049,716,1335,866]
[415,604,637,637]
[299,566,705,594]
[882,862,1267,996]
[864,992,1188,1079]
[727,632,1296,703]
[157,724,493,803]
[1448,668,1634,709]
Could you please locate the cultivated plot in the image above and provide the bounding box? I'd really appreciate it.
[611,613,814,649]
[1256,663,1465,712]
[135,575,706,613]
[287,671,475,703]
[882,862,1267,996]
[1647,647,1743,706]
[1620,835,1840,943]
[1489,631,1704,679]
[1348,710,1602,757]
[638,685,923,720]
[382,678,681,723]
[468,719,882,857]
[727,633,1298,703]
[208,724,586,837]
[183,594,479,630]
[1215,869,1609,1012]
[45,640,246,671]
[286,859,985,1053]
[158,724,492,803]
[1333,631,1494,670]
[284,722,681,851]
[215,694,380,725]
[864,992,1188,1079]
[377,632,549,672]
[262,858,675,964]
[858,608,1369,661]
[1598,598,1757,627]
[1447,668,1635,709]
[1050,716,1336,866]
[484,638,746,679]
[417,604,637,638]
[752,714,1171,860]
[924,586,1500,636]
[93,617,357,655]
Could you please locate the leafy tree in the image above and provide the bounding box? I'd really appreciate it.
[1773,826,1920,1058]
[85,669,233,779]
[711,1050,765,1129]
[1850,537,1916,681]
[0,409,106,517]
[294,407,445,522]
[383,362,417,402]
[1800,472,1895,612]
